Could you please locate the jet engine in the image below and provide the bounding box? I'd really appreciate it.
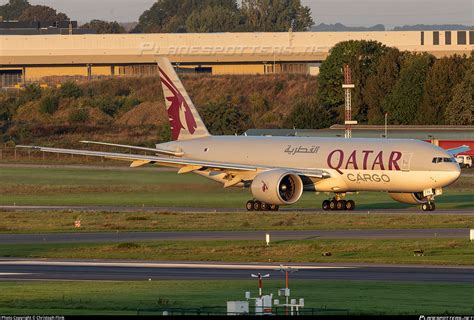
[251,169,304,205]
[389,192,429,205]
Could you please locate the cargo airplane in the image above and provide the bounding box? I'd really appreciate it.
[19,58,466,212]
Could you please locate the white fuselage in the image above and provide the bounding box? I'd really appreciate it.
[159,136,461,193]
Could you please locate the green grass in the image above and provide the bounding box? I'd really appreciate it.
[1,239,473,265]
[0,211,473,233]
[0,167,472,209]
[0,280,472,315]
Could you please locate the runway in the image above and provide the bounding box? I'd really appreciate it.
[0,229,468,244]
[0,259,472,283]
[1,205,473,215]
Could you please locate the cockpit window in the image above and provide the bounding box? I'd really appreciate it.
[432,157,455,163]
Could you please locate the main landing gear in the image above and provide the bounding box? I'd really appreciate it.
[246,200,280,212]
[322,195,355,211]
[421,202,436,212]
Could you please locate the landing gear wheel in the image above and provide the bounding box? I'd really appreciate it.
[428,202,436,211]
[253,201,262,211]
[346,200,355,211]
[421,203,430,212]
[329,200,337,211]
[260,202,268,211]
[246,201,254,211]
[336,200,346,211]
[269,204,279,211]
[322,200,330,211]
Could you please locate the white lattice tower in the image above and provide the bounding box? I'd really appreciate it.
[342,64,356,138]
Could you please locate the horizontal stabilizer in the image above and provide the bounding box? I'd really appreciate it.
[446,145,471,156]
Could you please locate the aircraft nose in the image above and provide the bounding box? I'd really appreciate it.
[450,163,462,184]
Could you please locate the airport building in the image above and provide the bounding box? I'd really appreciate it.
[0,30,473,86]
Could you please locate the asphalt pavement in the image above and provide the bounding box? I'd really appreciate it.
[0,259,472,283]
[0,229,469,244]
[1,205,473,215]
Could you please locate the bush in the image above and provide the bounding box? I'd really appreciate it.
[274,81,285,94]
[94,96,121,116]
[68,108,89,123]
[249,93,269,114]
[120,96,142,113]
[115,87,131,96]
[39,94,59,114]
[0,94,22,121]
[23,84,42,101]
[60,81,83,99]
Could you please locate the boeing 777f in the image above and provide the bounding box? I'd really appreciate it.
[19,58,464,212]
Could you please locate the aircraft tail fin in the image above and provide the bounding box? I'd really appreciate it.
[157,58,210,141]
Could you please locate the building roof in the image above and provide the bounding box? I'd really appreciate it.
[1,30,471,67]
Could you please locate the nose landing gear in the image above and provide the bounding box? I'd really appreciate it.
[246,200,280,212]
[421,202,436,212]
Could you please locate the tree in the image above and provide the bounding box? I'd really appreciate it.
[18,5,68,21]
[382,53,434,124]
[200,98,250,135]
[241,0,313,32]
[317,40,387,123]
[186,5,241,33]
[134,0,239,33]
[445,58,473,125]
[81,20,126,34]
[0,0,30,20]
[365,48,403,124]
[417,55,468,125]
[285,96,331,129]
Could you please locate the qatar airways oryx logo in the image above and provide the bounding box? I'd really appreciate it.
[261,181,269,193]
[159,67,197,141]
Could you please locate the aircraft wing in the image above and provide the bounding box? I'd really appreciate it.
[80,141,184,157]
[446,145,471,156]
[17,146,330,180]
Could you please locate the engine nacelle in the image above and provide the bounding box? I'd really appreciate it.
[251,169,304,205]
[389,192,428,205]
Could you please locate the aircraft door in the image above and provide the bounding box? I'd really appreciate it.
[401,153,412,172]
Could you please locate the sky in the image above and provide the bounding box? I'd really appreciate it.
[4,0,472,28]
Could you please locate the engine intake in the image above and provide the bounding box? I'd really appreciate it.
[389,192,428,205]
[251,169,304,205]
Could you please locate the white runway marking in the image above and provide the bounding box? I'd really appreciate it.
[0,260,353,270]
[0,273,33,276]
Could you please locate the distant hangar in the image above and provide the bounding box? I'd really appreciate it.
[0,29,473,86]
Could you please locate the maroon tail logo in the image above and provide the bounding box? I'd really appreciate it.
[262,181,269,193]
[159,67,197,141]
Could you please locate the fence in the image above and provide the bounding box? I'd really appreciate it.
[0,147,109,164]
[0,74,119,89]
[136,306,350,316]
